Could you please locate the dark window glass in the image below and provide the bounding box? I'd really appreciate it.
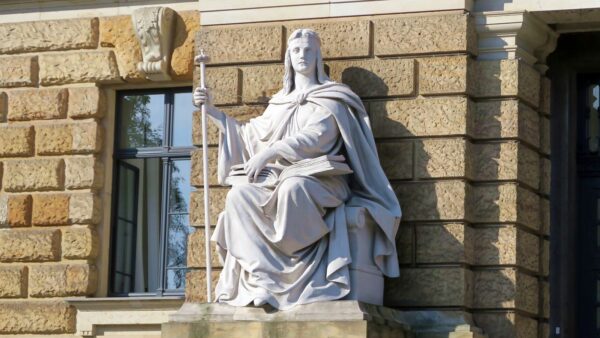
[172,92,194,147]
[119,94,165,148]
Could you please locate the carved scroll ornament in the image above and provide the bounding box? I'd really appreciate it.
[132,6,175,81]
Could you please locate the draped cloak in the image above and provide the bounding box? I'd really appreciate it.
[211,82,401,309]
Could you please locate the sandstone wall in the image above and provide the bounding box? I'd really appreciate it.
[0,11,198,335]
[190,12,550,337]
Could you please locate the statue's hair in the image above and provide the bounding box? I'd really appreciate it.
[283,29,330,95]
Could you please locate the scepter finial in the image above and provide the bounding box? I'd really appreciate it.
[195,49,210,64]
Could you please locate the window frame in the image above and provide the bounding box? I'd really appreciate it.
[109,87,195,297]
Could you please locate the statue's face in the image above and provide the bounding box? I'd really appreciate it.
[289,38,318,77]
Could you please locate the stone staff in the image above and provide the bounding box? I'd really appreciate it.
[194,50,212,302]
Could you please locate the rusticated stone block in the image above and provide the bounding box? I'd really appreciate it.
[541,281,549,319]
[0,229,60,262]
[197,25,283,65]
[0,266,27,298]
[8,88,68,121]
[29,264,97,297]
[99,15,143,81]
[65,157,103,190]
[540,117,550,155]
[62,226,99,259]
[0,195,6,226]
[0,300,75,333]
[68,87,106,119]
[473,226,539,272]
[473,268,538,314]
[7,195,32,227]
[416,138,469,178]
[474,100,539,148]
[541,239,549,277]
[539,77,551,115]
[371,96,472,138]
[187,228,221,268]
[540,198,550,236]
[0,125,34,157]
[286,20,370,59]
[69,193,100,224]
[191,148,220,187]
[395,180,468,221]
[0,55,37,87]
[185,269,220,303]
[416,223,472,264]
[374,13,475,56]
[418,56,473,95]
[471,184,540,230]
[476,60,541,108]
[39,50,120,85]
[241,65,285,103]
[0,92,6,122]
[471,142,540,189]
[171,11,200,80]
[540,158,551,195]
[32,194,70,226]
[385,267,472,307]
[203,67,240,105]
[0,18,98,54]
[190,188,229,226]
[37,122,102,155]
[73,122,103,154]
[193,106,264,146]
[474,312,537,338]
[396,224,413,264]
[376,141,412,180]
[3,159,64,192]
[328,58,415,98]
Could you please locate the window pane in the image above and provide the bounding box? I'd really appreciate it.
[166,215,192,268]
[166,268,187,290]
[170,160,192,213]
[119,94,165,148]
[172,92,194,147]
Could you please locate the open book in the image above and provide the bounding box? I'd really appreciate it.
[224,155,353,187]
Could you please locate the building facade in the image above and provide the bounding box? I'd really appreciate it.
[0,0,597,337]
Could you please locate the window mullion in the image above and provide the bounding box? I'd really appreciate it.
[157,157,171,296]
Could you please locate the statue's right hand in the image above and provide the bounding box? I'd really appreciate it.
[193,87,213,108]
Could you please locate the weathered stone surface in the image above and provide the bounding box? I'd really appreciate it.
[7,194,32,227]
[65,157,103,190]
[68,87,106,119]
[471,184,540,230]
[541,239,549,277]
[0,195,7,226]
[0,18,98,54]
[540,158,551,195]
[539,77,551,115]
[0,55,37,87]
[474,226,538,272]
[99,15,143,81]
[185,269,220,303]
[0,125,34,157]
[8,88,68,121]
[204,67,240,105]
[62,227,99,259]
[39,51,120,85]
[37,122,102,155]
[190,188,229,226]
[371,96,472,138]
[416,138,469,178]
[73,122,103,154]
[396,224,413,264]
[32,194,70,226]
[540,117,551,155]
[241,65,285,103]
[476,60,541,108]
[541,281,549,318]
[187,228,221,268]
[197,25,283,65]
[385,267,472,307]
[473,312,538,338]
[472,142,540,189]
[29,264,97,297]
[69,193,100,224]
[376,141,412,180]
[395,180,468,221]
[286,20,370,59]
[0,300,76,334]
[0,92,6,122]
[328,58,415,98]
[191,148,220,186]
[474,100,540,148]
[540,198,550,236]
[418,56,472,95]
[416,223,472,264]
[0,229,60,262]
[193,106,264,146]
[0,266,27,298]
[374,13,475,56]
[473,269,538,314]
[171,11,200,80]
[3,159,64,192]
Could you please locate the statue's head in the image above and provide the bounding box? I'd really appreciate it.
[283,29,330,94]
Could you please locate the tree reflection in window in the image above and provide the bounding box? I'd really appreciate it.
[120,94,164,148]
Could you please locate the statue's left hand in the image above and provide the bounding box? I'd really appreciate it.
[245,149,277,182]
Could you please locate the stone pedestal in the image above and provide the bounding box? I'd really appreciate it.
[162,300,412,338]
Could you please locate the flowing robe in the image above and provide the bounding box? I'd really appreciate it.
[211,82,401,310]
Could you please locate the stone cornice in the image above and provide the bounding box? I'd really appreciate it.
[475,11,559,73]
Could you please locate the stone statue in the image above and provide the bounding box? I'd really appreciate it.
[193,29,401,310]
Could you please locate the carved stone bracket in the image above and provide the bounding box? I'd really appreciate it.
[475,11,559,74]
[132,6,175,81]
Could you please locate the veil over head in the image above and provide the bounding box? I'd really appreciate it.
[282,28,331,95]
